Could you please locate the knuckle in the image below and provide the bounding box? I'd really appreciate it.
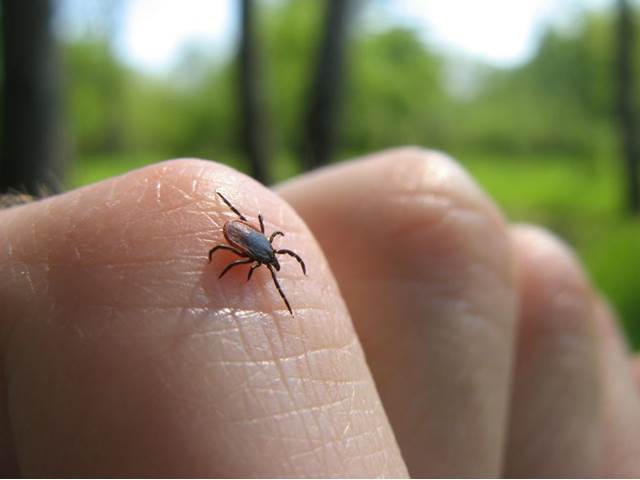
[377,147,502,223]
[367,147,513,289]
[512,224,594,323]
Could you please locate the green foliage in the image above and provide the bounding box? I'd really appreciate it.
[263,0,323,153]
[127,65,240,159]
[62,37,242,170]
[61,3,640,165]
[61,1,640,347]
[457,151,640,348]
[62,38,131,154]
[456,12,621,156]
[343,27,446,152]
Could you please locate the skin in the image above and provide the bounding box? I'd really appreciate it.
[0,148,639,477]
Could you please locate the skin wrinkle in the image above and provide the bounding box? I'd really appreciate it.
[229,312,306,473]
[341,200,513,379]
[288,153,511,300]
[252,313,365,475]
[201,326,340,472]
[226,355,366,475]
[233,311,313,463]
[293,307,348,471]
[278,148,516,476]
[47,172,302,312]
[373,194,512,295]
[1,159,407,476]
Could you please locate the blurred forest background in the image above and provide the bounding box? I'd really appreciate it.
[0,0,639,347]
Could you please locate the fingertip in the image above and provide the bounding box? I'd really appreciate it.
[511,223,595,325]
[281,146,514,290]
[2,158,407,476]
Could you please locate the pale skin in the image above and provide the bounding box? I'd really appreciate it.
[0,148,639,477]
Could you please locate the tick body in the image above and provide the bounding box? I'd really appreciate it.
[209,192,306,315]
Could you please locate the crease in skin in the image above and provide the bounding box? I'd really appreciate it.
[374,192,511,291]
[1,159,407,477]
[23,166,297,314]
[344,186,515,350]
[259,316,340,474]
[295,311,355,472]
[279,147,516,476]
[294,150,513,297]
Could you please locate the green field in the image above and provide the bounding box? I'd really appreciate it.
[70,151,640,349]
[460,152,640,350]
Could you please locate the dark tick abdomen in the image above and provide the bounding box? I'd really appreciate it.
[224,220,274,262]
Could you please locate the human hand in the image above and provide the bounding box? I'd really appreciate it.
[1,148,639,477]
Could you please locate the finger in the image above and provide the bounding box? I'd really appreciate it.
[0,337,17,475]
[504,226,600,477]
[594,299,640,476]
[278,148,518,477]
[633,355,640,390]
[0,159,407,477]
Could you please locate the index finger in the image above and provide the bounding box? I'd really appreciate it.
[0,159,407,477]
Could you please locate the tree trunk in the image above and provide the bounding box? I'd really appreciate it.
[616,0,640,214]
[301,0,354,171]
[238,0,271,184]
[0,0,61,195]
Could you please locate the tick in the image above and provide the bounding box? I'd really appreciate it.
[209,191,307,316]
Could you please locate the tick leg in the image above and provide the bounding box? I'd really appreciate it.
[268,264,293,316]
[247,262,261,282]
[219,258,253,279]
[208,244,244,263]
[258,214,265,233]
[276,249,307,275]
[216,191,247,221]
[269,231,284,244]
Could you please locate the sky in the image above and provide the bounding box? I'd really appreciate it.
[389,0,585,65]
[116,0,237,72]
[63,0,614,74]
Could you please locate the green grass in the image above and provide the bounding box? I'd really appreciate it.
[457,151,640,348]
[70,150,640,349]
